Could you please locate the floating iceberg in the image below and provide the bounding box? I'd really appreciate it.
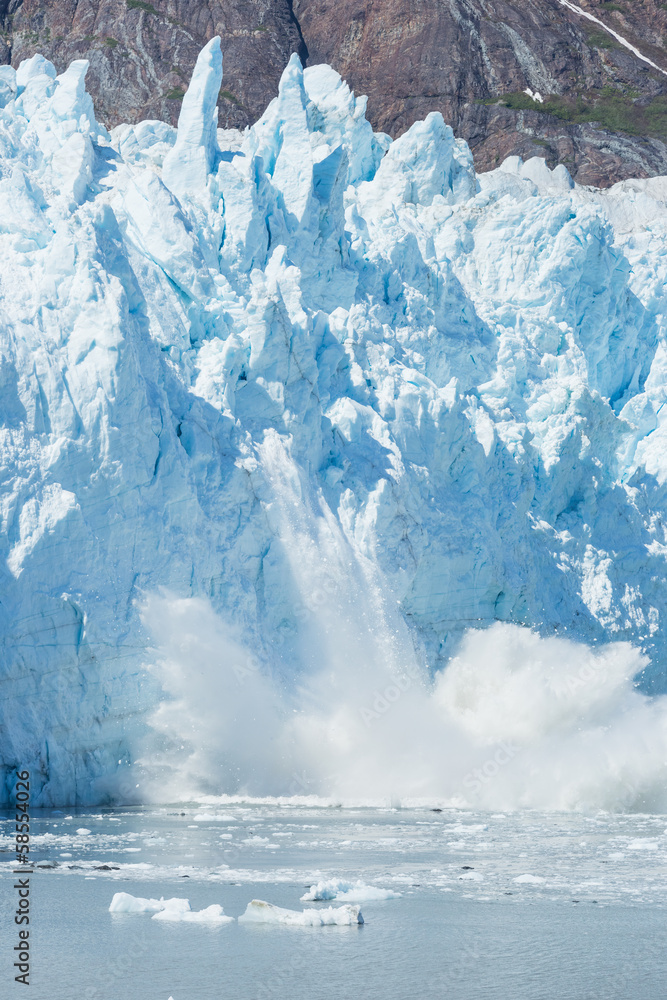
[301,879,400,901]
[152,903,232,924]
[109,892,231,922]
[239,899,364,926]
[2,35,667,807]
[109,892,183,914]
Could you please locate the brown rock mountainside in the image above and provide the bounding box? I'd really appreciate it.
[0,1,306,127]
[2,0,667,184]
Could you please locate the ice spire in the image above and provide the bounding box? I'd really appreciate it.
[162,36,222,199]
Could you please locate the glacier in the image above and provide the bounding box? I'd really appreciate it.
[2,38,667,807]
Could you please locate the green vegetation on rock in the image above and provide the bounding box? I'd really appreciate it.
[483,87,667,140]
[126,0,158,14]
[219,89,243,107]
[587,29,621,49]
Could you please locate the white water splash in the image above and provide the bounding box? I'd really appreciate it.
[140,432,667,813]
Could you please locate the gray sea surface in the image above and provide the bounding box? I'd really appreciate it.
[1,804,665,999]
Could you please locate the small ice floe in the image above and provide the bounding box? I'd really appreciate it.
[109,893,232,923]
[446,824,488,834]
[458,871,484,881]
[239,900,364,926]
[192,813,236,822]
[76,828,91,835]
[301,879,400,902]
[513,874,545,884]
[153,904,232,924]
[109,892,179,913]
[626,839,659,851]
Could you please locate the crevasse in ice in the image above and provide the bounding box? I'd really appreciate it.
[2,38,667,803]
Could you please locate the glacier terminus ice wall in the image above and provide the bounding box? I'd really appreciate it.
[2,39,667,806]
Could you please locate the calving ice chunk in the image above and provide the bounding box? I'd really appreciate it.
[2,37,667,808]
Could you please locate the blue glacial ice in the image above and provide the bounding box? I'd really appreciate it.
[2,38,667,807]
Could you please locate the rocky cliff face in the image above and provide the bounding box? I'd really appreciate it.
[0,1,306,129]
[1,1,667,184]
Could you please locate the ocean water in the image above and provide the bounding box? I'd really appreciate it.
[1,804,665,999]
